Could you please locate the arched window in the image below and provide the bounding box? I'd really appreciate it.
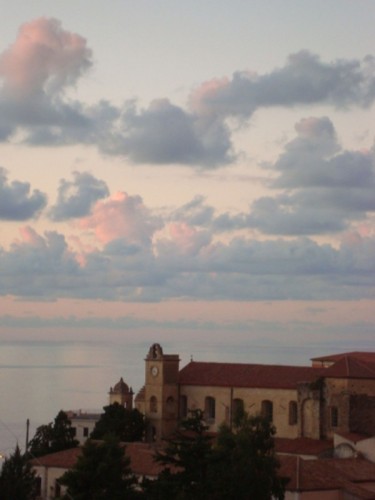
[232,398,245,422]
[331,406,339,427]
[289,401,298,425]
[205,396,216,421]
[179,395,188,418]
[166,396,175,417]
[261,400,273,421]
[150,396,157,413]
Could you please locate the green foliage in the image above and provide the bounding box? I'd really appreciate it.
[0,445,39,500]
[208,414,287,499]
[91,403,145,442]
[145,410,286,500]
[28,410,78,457]
[59,434,139,500]
[144,409,213,499]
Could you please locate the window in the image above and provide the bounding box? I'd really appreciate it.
[232,398,245,422]
[180,395,188,418]
[205,396,216,421]
[55,480,61,498]
[83,427,89,437]
[35,477,42,497]
[331,406,339,427]
[150,396,158,413]
[261,400,273,421]
[166,396,175,416]
[289,401,298,425]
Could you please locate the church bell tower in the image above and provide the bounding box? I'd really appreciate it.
[144,343,180,441]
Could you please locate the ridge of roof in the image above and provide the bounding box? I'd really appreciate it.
[311,352,375,363]
[178,361,323,389]
[324,356,375,379]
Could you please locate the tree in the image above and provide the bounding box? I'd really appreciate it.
[28,410,78,457]
[59,434,139,500]
[145,409,213,500]
[145,411,286,500]
[208,413,287,499]
[0,444,39,500]
[91,403,145,442]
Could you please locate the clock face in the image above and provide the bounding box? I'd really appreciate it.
[151,366,159,377]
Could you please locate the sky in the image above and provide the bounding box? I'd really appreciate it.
[0,0,374,354]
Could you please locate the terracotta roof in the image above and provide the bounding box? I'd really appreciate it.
[275,437,333,457]
[311,352,375,364]
[279,456,375,497]
[30,447,80,469]
[126,442,168,477]
[323,356,375,379]
[178,361,323,389]
[31,442,166,478]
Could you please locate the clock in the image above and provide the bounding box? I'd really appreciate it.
[151,366,159,377]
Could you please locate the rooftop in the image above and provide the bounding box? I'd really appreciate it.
[178,361,323,389]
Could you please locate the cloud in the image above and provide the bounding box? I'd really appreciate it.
[1,19,375,168]
[0,167,47,220]
[97,98,234,167]
[245,117,375,235]
[0,227,80,298]
[49,171,109,221]
[78,191,162,245]
[0,17,92,98]
[190,51,375,119]
[1,227,374,301]
[0,17,92,141]
[169,195,215,226]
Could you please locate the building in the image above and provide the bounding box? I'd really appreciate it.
[67,377,134,444]
[135,344,375,442]
[30,442,164,499]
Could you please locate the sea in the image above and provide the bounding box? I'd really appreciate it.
[0,335,365,460]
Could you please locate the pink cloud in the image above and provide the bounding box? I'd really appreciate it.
[0,17,92,98]
[16,226,45,247]
[79,192,161,245]
[189,77,229,115]
[162,222,211,255]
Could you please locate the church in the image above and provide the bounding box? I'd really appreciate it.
[133,344,375,442]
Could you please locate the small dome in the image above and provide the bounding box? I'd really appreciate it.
[112,377,129,394]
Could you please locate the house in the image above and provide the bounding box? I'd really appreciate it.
[66,411,100,445]
[135,344,375,442]
[30,442,164,499]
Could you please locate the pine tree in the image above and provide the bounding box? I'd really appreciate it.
[0,444,39,500]
[59,434,140,500]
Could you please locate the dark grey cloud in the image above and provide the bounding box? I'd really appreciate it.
[49,171,109,221]
[0,168,47,220]
[1,227,374,301]
[191,51,375,119]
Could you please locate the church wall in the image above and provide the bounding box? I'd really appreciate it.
[180,384,299,438]
[322,378,350,439]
